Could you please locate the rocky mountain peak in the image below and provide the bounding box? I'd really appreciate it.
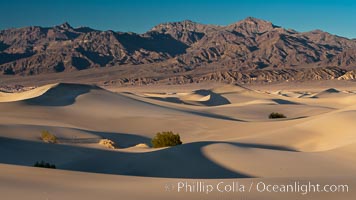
[57,22,73,30]
[150,20,206,33]
[227,17,279,35]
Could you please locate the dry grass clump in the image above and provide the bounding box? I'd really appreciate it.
[99,139,117,149]
[41,130,57,143]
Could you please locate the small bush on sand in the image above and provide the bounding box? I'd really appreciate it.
[34,161,56,169]
[269,112,287,119]
[41,130,57,143]
[151,131,182,148]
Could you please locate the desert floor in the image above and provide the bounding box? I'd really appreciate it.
[0,81,356,199]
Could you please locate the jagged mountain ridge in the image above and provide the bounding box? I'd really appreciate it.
[1,17,356,83]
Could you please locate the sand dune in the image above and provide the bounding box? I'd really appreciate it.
[312,88,344,98]
[144,89,231,106]
[0,83,55,102]
[1,82,356,199]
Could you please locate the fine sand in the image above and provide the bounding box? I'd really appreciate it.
[0,82,355,199]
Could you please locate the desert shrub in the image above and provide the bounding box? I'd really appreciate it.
[34,161,56,169]
[269,112,287,119]
[41,130,57,143]
[151,131,182,148]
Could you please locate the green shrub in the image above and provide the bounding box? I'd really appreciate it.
[269,112,287,119]
[151,131,182,148]
[41,130,57,143]
[34,161,56,169]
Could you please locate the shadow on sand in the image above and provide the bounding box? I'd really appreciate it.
[57,130,151,148]
[148,89,231,107]
[24,83,98,106]
[0,136,296,179]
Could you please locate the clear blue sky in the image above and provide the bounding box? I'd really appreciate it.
[1,0,356,38]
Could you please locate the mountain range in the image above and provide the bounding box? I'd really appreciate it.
[1,17,356,85]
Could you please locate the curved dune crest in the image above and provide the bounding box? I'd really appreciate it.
[0,83,100,105]
[273,90,311,98]
[294,110,356,151]
[312,88,343,98]
[202,143,356,178]
[180,89,231,106]
[212,84,254,94]
[143,84,270,107]
[244,109,356,152]
[0,83,56,102]
[24,83,100,106]
[145,89,231,106]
